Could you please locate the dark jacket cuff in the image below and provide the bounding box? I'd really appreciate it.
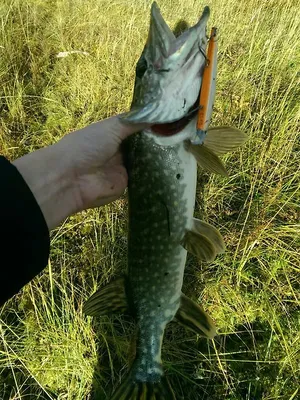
[0,156,50,306]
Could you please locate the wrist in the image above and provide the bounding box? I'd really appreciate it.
[13,143,80,231]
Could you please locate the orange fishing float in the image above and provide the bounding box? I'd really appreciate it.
[195,27,218,143]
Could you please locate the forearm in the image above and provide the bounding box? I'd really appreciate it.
[13,143,79,231]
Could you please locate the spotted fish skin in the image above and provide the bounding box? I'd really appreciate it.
[125,125,197,381]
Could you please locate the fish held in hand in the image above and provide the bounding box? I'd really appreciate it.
[83,2,247,399]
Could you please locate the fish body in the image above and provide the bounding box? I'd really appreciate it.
[126,127,197,382]
[83,2,247,399]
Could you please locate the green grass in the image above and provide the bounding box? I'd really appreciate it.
[0,0,299,398]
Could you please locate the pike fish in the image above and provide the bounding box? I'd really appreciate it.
[83,2,247,399]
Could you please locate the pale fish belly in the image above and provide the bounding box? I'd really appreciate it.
[125,131,197,380]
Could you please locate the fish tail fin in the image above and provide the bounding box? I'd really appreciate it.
[110,368,175,400]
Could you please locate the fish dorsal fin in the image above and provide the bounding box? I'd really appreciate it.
[83,277,128,317]
[181,218,225,262]
[204,126,248,155]
[174,293,216,338]
[188,142,228,176]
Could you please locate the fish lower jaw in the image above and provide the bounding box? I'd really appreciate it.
[148,115,198,146]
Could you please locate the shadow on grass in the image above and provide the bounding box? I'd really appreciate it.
[0,308,57,400]
[88,314,135,400]
[87,316,271,400]
[1,366,56,400]
[87,315,297,399]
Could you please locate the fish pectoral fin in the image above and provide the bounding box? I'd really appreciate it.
[188,142,228,177]
[83,277,129,317]
[204,126,248,155]
[192,218,225,254]
[175,293,216,339]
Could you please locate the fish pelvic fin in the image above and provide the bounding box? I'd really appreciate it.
[181,229,216,262]
[175,293,216,339]
[110,370,175,400]
[180,218,225,262]
[83,277,129,317]
[192,218,225,254]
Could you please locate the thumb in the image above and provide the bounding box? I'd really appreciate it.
[116,113,152,140]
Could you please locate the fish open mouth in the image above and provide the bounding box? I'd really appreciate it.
[121,3,209,133]
[151,95,200,136]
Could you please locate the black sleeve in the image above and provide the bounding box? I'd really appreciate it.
[0,156,50,306]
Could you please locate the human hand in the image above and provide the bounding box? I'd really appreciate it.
[59,115,149,210]
[13,115,149,231]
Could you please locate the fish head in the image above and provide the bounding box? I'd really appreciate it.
[122,1,210,135]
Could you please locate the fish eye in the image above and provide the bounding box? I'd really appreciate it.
[136,56,148,78]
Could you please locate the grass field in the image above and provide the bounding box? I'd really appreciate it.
[0,0,299,399]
